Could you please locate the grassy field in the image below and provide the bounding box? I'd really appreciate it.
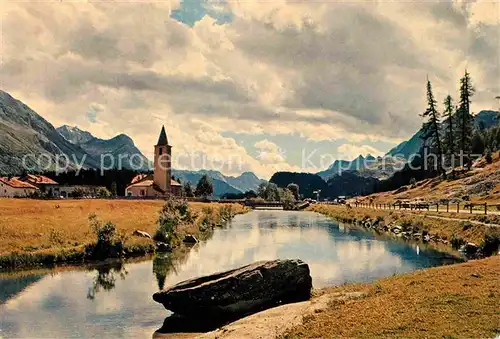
[0,198,248,268]
[284,256,500,339]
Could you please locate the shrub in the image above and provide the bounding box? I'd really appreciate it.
[48,229,64,245]
[461,221,473,231]
[450,233,466,250]
[218,205,234,223]
[412,220,424,232]
[480,229,500,257]
[88,214,123,259]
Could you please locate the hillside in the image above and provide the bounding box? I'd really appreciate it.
[358,151,500,205]
[0,90,100,174]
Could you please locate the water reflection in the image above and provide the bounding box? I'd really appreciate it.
[0,211,460,339]
[87,262,128,300]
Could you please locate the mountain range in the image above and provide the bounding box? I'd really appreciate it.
[172,170,266,197]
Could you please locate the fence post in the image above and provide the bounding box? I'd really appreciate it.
[457,203,459,213]
[436,203,439,213]
[446,202,449,213]
[470,204,473,214]
[485,203,487,215]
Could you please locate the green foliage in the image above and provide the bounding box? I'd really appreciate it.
[218,205,234,223]
[71,187,86,198]
[88,213,124,259]
[97,187,112,199]
[183,182,194,197]
[48,229,64,245]
[195,175,213,197]
[279,188,296,209]
[480,229,500,257]
[456,70,475,159]
[287,183,300,200]
[110,182,118,197]
[154,198,190,242]
[450,233,466,250]
[257,182,281,201]
[421,79,445,176]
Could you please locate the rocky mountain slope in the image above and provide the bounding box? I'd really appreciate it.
[57,126,151,171]
[0,90,100,174]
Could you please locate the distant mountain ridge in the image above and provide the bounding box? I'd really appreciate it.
[172,169,266,198]
[56,125,151,171]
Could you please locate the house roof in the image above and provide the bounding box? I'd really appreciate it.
[0,177,39,189]
[130,174,152,184]
[127,180,155,188]
[157,125,169,146]
[21,174,58,185]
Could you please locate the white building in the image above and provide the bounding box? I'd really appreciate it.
[0,177,39,197]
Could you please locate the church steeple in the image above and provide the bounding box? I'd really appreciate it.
[154,125,172,194]
[157,125,169,146]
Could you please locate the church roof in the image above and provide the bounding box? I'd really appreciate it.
[157,126,169,146]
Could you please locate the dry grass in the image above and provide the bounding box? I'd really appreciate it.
[308,204,493,245]
[0,199,247,257]
[284,256,500,339]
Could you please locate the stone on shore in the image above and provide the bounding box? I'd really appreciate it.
[133,230,152,239]
[152,259,312,320]
[183,234,198,244]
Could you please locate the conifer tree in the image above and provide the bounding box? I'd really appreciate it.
[456,69,475,166]
[421,79,445,177]
[442,95,455,168]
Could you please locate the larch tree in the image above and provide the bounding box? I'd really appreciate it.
[442,95,455,169]
[456,69,475,166]
[421,79,445,177]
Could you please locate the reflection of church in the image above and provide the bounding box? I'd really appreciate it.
[125,126,182,197]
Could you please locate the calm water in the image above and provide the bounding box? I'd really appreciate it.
[0,211,459,338]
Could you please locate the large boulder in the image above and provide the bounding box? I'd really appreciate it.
[152,259,312,320]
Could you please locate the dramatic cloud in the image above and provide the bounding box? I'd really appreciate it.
[1,0,498,178]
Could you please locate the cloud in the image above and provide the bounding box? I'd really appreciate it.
[1,1,498,176]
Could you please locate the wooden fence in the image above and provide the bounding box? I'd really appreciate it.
[354,201,500,215]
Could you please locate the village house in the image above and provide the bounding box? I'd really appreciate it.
[125,126,182,197]
[0,177,39,197]
[18,174,59,196]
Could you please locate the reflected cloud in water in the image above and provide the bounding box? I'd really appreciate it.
[0,211,458,338]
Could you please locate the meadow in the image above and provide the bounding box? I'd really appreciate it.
[0,198,247,269]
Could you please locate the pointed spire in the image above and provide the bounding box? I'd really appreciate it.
[157,125,168,146]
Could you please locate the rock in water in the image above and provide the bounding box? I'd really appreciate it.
[152,259,312,319]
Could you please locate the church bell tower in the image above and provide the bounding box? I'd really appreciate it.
[154,126,172,194]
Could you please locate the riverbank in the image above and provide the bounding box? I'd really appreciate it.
[307,204,500,256]
[0,199,248,270]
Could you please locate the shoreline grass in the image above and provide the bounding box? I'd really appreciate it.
[283,256,500,339]
[0,198,248,271]
[307,204,499,251]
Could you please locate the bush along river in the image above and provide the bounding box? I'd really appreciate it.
[0,210,462,338]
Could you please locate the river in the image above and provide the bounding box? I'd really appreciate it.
[0,210,460,338]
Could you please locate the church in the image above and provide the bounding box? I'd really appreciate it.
[125,126,182,197]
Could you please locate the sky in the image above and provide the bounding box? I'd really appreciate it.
[1,0,499,179]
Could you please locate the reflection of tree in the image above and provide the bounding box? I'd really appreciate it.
[87,262,128,300]
[153,255,177,290]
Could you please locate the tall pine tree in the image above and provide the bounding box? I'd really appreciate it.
[456,69,475,166]
[442,95,455,168]
[421,79,445,177]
